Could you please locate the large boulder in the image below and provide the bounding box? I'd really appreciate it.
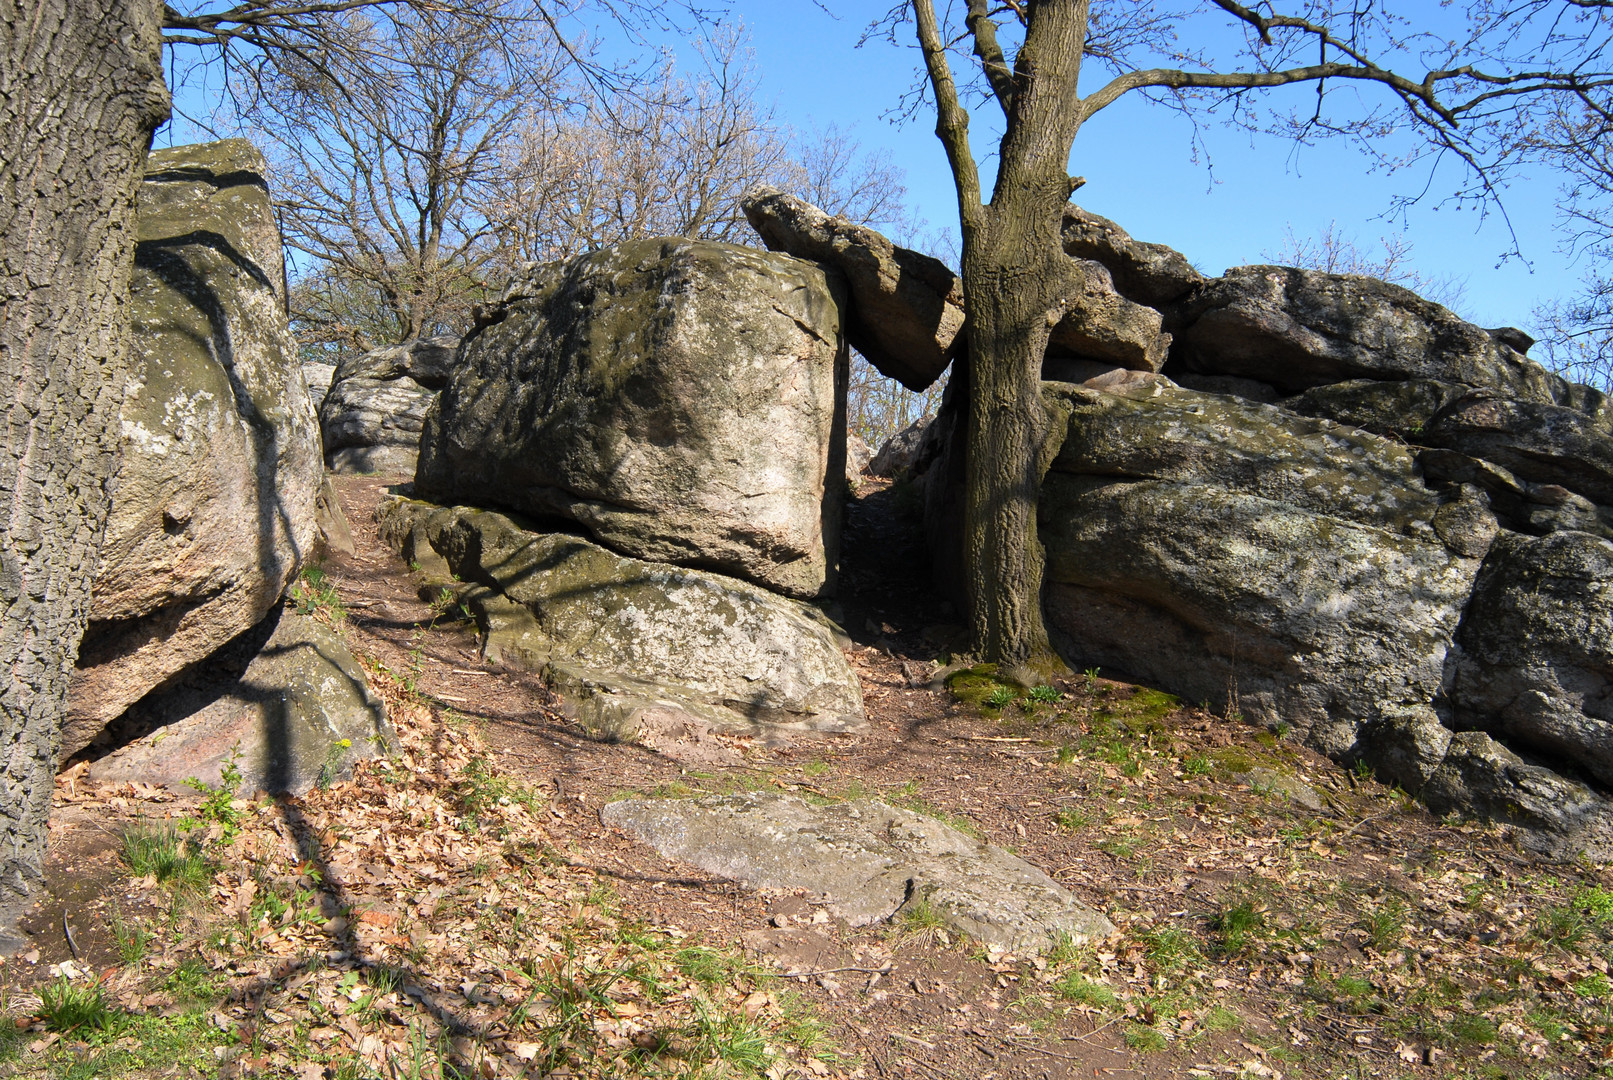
[603,792,1114,953]
[870,415,933,479]
[1448,531,1613,789]
[416,238,848,600]
[741,185,962,392]
[85,603,393,796]
[1060,203,1205,308]
[1421,391,1613,508]
[1047,259,1170,372]
[1039,380,1487,759]
[1173,266,1571,401]
[65,139,322,753]
[320,337,458,476]
[377,498,864,740]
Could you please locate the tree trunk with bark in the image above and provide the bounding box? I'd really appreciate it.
[917,0,1090,679]
[0,0,169,929]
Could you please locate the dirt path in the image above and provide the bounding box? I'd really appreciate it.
[2,474,1610,1080]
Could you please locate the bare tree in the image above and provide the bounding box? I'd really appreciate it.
[890,0,1613,679]
[1265,221,1469,313]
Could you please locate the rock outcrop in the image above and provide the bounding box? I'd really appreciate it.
[320,337,459,476]
[870,416,933,479]
[741,185,963,391]
[378,498,864,743]
[86,603,393,796]
[416,238,848,600]
[890,201,1613,856]
[66,139,322,753]
[603,792,1114,953]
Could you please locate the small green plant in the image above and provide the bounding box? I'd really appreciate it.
[164,958,222,1005]
[39,976,113,1034]
[1576,885,1613,923]
[1210,900,1267,956]
[1027,684,1063,703]
[110,907,153,968]
[1053,808,1091,831]
[689,1003,774,1072]
[674,946,752,986]
[121,822,210,890]
[1083,667,1102,694]
[1534,903,1587,950]
[293,563,346,621]
[1202,1006,1242,1033]
[983,684,1017,709]
[1449,1014,1499,1046]
[1182,753,1213,777]
[1124,1022,1168,1051]
[1576,972,1612,999]
[1352,758,1375,781]
[1056,743,1077,765]
[1359,895,1409,950]
[183,743,244,843]
[1053,972,1118,1010]
[802,759,830,778]
[317,737,353,789]
[1138,926,1201,972]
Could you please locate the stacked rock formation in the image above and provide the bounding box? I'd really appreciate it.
[878,201,1613,858]
[320,336,459,476]
[65,139,389,792]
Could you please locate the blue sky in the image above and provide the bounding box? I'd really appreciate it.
[722,3,1578,333]
[161,1,1586,334]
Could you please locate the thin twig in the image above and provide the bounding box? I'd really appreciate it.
[63,914,80,962]
[782,964,893,978]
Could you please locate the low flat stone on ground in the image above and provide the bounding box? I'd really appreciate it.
[601,792,1115,954]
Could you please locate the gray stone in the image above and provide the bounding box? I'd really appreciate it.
[315,475,354,559]
[847,432,872,485]
[1039,381,1485,758]
[1047,259,1170,372]
[66,139,322,753]
[376,498,864,737]
[869,416,932,479]
[1233,767,1324,812]
[1175,266,1571,400]
[1060,203,1204,307]
[416,238,848,600]
[1450,531,1613,788]
[1422,732,1613,861]
[1354,706,1454,791]
[88,604,393,796]
[1285,378,1469,439]
[742,185,962,391]
[320,338,458,477]
[602,792,1115,953]
[302,361,335,413]
[1422,391,1613,508]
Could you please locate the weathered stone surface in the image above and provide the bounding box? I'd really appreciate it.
[1450,532,1613,789]
[1174,266,1570,400]
[1418,449,1613,541]
[847,432,872,485]
[870,416,932,478]
[66,139,322,752]
[1422,391,1613,508]
[1039,381,1485,758]
[742,185,962,391]
[416,238,847,599]
[1285,378,1469,439]
[320,337,459,477]
[1047,260,1169,372]
[302,361,335,413]
[1060,204,1204,307]
[315,475,354,559]
[602,793,1115,952]
[377,498,863,737]
[1422,732,1613,861]
[87,604,393,796]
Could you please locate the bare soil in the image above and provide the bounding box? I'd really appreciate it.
[3,473,1611,1080]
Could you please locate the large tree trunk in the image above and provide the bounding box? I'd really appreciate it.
[0,0,169,931]
[956,2,1090,680]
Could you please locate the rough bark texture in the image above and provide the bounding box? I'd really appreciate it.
[0,0,169,926]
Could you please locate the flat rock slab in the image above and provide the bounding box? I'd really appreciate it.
[601,792,1115,954]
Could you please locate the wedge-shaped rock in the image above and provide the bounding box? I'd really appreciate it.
[1047,260,1170,372]
[742,185,962,391]
[67,139,321,751]
[1175,266,1571,400]
[1060,203,1204,307]
[416,238,847,599]
[602,793,1114,953]
[1039,381,1486,758]
[1422,391,1613,508]
[87,604,393,795]
[378,498,863,736]
[1451,531,1613,792]
[321,337,458,476]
